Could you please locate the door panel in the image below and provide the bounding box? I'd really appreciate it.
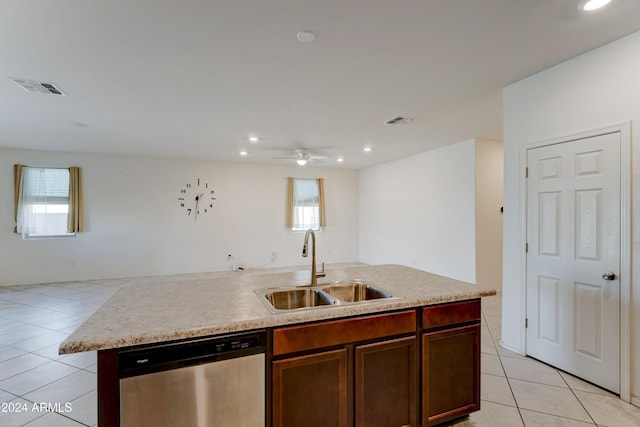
[574,282,602,359]
[422,324,480,427]
[539,192,560,256]
[272,349,348,427]
[575,190,601,261]
[526,132,620,393]
[355,337,417,427]
[537,276,560,344]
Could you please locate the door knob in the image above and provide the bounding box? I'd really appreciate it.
[602,272,616,281]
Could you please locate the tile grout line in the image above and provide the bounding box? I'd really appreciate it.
[483,296,601,426]
[55,387,97,427]
[481,302,527,426]
[559,371,599,426]
[55,412,92,427]
[0,285,104,427]
[515,406,599,426]
[0,357,79,396]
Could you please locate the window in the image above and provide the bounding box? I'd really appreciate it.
[14,165,83,238]
[287,178,326,231]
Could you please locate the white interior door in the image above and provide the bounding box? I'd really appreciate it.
[526,132,620,393]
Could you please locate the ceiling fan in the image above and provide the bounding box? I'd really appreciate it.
[272,148,329,166]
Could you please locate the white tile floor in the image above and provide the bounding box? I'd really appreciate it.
[0,280,122,427]
[1,281,639,426]
[451,295,640,427]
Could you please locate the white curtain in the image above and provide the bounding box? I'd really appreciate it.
[292,178,321,230]
[16,167,70,235]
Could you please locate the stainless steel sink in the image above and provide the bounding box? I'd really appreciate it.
[256,280,398,313]
[261,288,337,311]
[320,281,392,302]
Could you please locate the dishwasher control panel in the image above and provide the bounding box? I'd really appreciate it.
[118,330,266,378]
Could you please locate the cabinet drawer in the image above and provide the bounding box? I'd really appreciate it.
[273,310,416,356]
[422,299,480,330]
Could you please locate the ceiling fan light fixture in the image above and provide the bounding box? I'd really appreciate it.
[272,148,326,164]
[583,0,612,11]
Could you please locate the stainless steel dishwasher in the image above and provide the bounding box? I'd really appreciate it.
[119,330,266,427]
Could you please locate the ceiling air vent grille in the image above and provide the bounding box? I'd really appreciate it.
[385,116,416,126]
[10,78,66,96]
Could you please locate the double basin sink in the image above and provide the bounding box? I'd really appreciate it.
[256,280,398,313]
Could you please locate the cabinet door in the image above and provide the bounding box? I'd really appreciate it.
[355,337,417,427]
[422,324,480,426]
[272,349,348,427]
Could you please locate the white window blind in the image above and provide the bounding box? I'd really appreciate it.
[286,177,326,231]
[17,167,74,238]
[292,179,320,230]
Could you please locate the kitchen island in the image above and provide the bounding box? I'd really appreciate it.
[60,264,496,427]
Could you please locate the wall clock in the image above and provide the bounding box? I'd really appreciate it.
[177,178,216,219]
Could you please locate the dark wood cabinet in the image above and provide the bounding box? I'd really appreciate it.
[355,336,417,427]
[98,300,484,427]
[422,301,481,426]
[271,310,417,427]
[272,349,348,427]
[270,301,482,427]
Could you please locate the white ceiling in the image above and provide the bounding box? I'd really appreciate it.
[2,1,640,169]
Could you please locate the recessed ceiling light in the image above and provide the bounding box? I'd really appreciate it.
[240,150,248,156]
[297,31,316,42]
[583,0,612,11]
[249,136,259,142]
[337,157,344,163]
[363,147,372,153]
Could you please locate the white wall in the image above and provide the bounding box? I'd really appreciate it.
[359,139,477,283]
[0,148,359,285]
[502,30,640,403]
[475,140,503,290]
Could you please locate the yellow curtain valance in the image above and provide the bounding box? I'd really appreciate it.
[68,166,83,233]
[318,178,326,228]
[13,164,23,233]
[286,177,295,229]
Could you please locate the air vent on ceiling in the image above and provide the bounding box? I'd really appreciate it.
[10,78,66,96]
[385,116,416,126]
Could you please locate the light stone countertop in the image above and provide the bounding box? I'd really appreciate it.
[59,264,496,354]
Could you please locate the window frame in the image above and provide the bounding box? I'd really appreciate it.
[287,177,326,232]
[15,166,77,240]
